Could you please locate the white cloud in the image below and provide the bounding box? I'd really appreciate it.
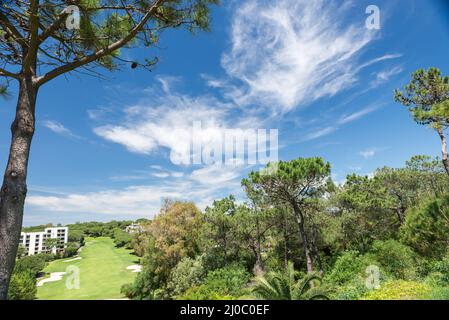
[92,77,266,165]
[376,66,403,82]
[304,126,337,141]
[26,164,247,216]
[220,0,380,113]
[42,120,80,139]
[359,148,376,159]
[338,105,379,125]
[190,163,245,186]
[27,185,183,216]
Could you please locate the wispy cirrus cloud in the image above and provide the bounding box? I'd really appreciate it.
[338,104,381,125]
[42,120,80,139]
[303,103,382,141]
[371,66,403,87]
[304,126,338,141]
[217,0,390,113]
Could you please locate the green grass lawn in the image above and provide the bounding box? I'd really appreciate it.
[37,237,139,300]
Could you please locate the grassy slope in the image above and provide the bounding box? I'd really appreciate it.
[37,237,139,300]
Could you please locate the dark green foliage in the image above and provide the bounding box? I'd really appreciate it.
[63,242,80,258]
[112,228,132,248]
[251,262,330,300]
[400,196,449,259]
[395,68,449,176]
[14,254,52,276]
[368,240,417,280]
[122,238,164,300]
[395,68,449,128]
[430,255,449,285]
[180,264,251,300]
[326,251,365,285]
[166,256,205,298]
[7,271,36,300]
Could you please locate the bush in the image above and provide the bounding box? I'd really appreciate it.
[326,251,364,285]
[333,281,369,300]
[166,256,205,299]
[326,251,382,300]
[63,242,80,258]
[14,254,53,276]
[400,196,449,259]
[68,229,85,245]
[113,228,132,248]
[7,271,37,300]
[361,280,431,300]
[425,255,449,285]
[179,264,251,300]
[368,240,417,280]
[428,286,449,300]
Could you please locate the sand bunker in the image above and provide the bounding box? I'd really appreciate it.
[126,265,142,273]
[37,272,66,287]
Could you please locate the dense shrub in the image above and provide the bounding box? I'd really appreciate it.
[428,286,449,300]
[68,229,85,245]
[326,251,382,300]
[14,254,53,276]
[179,265,251,300]
[425,254,449,286]
[368,240,417,280]
[400,197,449,259]
[166,256,205,298]
[112,228,132,248]
[7,271,37,300]
[63,242,80,258]
[326,251,364,285]
[361,280,431,300]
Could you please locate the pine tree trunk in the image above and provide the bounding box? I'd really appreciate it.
[437,128,449,178]
[292,202,313,273]
[254,214,263,274]
[311,225,323,275]
[0,76,37,300]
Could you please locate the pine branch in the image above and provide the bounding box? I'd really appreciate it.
[0,67,19,79]
[35,0,165,86]
[0,10,26,47]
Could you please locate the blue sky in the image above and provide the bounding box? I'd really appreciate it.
[1,0,449,226]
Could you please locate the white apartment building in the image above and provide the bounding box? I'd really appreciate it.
[19,227,69,256]
[125,223,143,234]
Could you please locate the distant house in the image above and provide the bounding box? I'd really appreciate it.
[125,223,142,234]
[19,227,69,256]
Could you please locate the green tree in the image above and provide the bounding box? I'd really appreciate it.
[334,170,417,252]
[14,254,50,276]
[251,262,330,300]
[125,201,205,299]
[122,238,164,300]
[368,240,417,280]
[112,228,132,248]
[0,0,219,298]
[44,238,60,254]
[395,68,449,176]
[165,256,205,299]
[400,196,449,259]
[7,271,36,300]
[241,179,278,274]
[203,196,238,268]
[231,204,274,274]
[244,158,331,273]
[180,264,251,300]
